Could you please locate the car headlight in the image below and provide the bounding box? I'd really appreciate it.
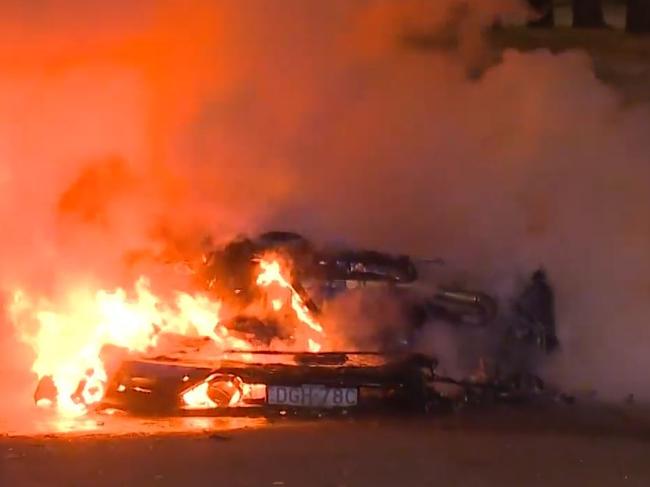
[181,374,244,409]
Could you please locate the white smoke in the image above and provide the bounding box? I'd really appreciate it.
[0,0,649,408]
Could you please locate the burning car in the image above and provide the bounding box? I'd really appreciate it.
[98,349,551,417]
[100,349,440,415]
[23,231,560,416]
[199,231,498,329]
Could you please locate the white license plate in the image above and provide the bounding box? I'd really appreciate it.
[267,385,358,408]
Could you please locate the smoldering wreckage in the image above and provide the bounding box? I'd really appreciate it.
[31,231,568,417]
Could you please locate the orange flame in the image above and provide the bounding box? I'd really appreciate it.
[9,278,239,415]
[256,256,325,352]
[181,381,218,410]
[9,254,328,415]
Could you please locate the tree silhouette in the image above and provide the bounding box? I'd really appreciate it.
[627,0,650,33]
[572,0,606,28]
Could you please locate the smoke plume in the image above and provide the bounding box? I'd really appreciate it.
[1,0,649,412]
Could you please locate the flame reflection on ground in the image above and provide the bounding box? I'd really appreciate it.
[0,408,268,438]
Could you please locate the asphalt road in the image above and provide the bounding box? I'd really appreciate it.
[2,403,650,487]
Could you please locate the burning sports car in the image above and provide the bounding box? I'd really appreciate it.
[101,350,439,415]
[25,231,560,416]
[199,231,499,329]
[100,348,545,416]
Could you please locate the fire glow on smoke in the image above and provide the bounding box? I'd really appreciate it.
[8,255,326,416]
[1,0,650,408]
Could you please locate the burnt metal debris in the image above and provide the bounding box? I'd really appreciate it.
[34,231,564,414]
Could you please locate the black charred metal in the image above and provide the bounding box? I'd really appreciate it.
[40,231,562,415]
[98,348,555,416]
[427,289,498,326]
[201,232,419,294]
[100,352,441,414]
[197,231,522,353]
[313,250,418,283]
[513,269,559,353]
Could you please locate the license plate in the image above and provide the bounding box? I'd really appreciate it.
[267,385,358,408]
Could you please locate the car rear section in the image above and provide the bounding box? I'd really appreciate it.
[101,352,439,416]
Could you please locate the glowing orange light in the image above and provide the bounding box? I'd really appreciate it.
[256,256,326,351]
[9,278,237,415]
[181,381,217,409]
[10,253,329,416]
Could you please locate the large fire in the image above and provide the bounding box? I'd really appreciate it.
[8,255,326,416]
[256,258,325,352]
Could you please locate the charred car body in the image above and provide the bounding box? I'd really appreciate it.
[35,231,561,414]
[101,350,440,415]
[100,350,549,416]
[200,231,498,328]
